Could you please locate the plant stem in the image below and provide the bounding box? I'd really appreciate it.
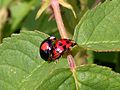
[51,0,68,38]
[0,8,8,43]
[67,54,76,71]
[51,0,76,71]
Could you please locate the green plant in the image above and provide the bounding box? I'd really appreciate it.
[0,0,120,90]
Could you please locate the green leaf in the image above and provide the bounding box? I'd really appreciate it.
[74,0,120,51]
[76,64,120,90]
[36,64,120,90]
[0,31,120,90]
[0,31,68,90]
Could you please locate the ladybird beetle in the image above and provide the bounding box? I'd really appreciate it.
[40,36,56,62]
[51,39,76,60]
[40,36,76,62]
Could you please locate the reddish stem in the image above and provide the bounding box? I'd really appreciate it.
[51,0,76,71]
[67,54,76,71]
[51,0,68,38]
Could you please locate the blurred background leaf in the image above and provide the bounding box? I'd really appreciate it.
[21,8,59,37]
[0,0,40,37]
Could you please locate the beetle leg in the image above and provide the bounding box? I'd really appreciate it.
[54,59,59,64]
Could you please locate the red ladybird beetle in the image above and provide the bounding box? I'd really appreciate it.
[51,39,76,60]
[40,36,76,62]
[40,36,56,62]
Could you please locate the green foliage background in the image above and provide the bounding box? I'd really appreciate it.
[1,0,120,90]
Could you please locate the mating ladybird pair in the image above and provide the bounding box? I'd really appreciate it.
[40,36,76,62]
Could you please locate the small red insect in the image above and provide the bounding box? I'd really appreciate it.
[51,39,76,60]
[40,36,76,62]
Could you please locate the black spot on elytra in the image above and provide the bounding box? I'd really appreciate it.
[56,50,59,53]
[55,46,57,49]
[63,45,66,50]
[58,41,63,46]
[66,40,70,44]
[71,42,76,47]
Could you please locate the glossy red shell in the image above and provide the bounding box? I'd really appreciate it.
[51,39,76,60]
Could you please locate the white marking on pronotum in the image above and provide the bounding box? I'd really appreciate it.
[49,36,56,40]
[48,47,51,50]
